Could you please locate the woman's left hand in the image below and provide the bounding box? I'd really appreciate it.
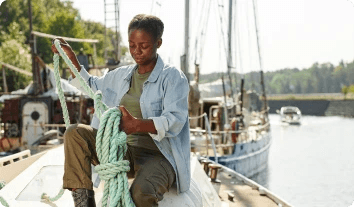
[119,106,138,135]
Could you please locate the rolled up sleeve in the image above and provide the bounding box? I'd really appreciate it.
[149,70,189,141]
[149,116,168,141]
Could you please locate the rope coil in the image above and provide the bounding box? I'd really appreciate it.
[41,39,135,207]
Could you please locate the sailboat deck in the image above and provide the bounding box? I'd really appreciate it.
[0,145,291,207]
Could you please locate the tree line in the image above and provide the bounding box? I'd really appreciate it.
[197,60,354,95]
[0,0,126,92]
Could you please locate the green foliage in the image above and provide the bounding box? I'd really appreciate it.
[349,85,354,93]
[197,59,354,95]
[121,46,128,56]
[40,9,88,63]
[0,22,32,91]
[0,0,125,91]
[342,85,348,100]
[342,85,348,95]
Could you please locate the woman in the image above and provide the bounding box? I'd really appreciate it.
[52,14,191,207]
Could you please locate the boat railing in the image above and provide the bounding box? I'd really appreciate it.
[31,123,66,138]
[190,108,270,148]
[32,123,66,129]
[0,149,30,167]
[190,122,269,143]
[189,113,218,163]
[200,122,269,135]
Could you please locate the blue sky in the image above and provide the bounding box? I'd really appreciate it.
[71,0,354,74]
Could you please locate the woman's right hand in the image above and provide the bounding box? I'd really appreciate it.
[51,38,81,77]
[51,38,75,58]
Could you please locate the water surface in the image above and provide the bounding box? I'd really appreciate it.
[261,115,354,207]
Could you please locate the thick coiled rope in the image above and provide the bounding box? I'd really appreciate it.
[41,39,134,207]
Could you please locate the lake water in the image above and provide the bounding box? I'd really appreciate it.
[254,114,354,207]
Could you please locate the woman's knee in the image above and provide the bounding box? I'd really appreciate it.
[64,124,93,138]
[131,179,158,207]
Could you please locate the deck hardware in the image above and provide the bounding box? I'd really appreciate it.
[209,163,221,183]
[227,191,235,201]
[201,159,212,175]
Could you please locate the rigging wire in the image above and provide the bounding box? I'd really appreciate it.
[194,0,211,65]
[212,0,223,77]
[199,1,211,63]
[236,9,244,78]
[150,0,154,14]
[193,0,206,65]
[215,0,230,68]
[246,0,255,89]
[232,0,238,93]
[252,0,263,71]
[150,0,162,16]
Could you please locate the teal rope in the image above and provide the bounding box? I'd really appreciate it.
[0,196,9,207]
[41,39,135,207]
[41,188,65,203]
[0,180,5,190]
[0,180,9,207]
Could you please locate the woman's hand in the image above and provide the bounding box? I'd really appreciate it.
[119,106,139,135]
[51,38,74,57]
[51,38,81,77]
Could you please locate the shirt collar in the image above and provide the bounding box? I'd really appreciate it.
[123,54,164,83]
[147,54,163,83]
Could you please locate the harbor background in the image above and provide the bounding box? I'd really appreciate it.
[252,114,354,207]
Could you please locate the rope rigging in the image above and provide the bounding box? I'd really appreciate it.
[193,0,211,66]
[41,39,135,207]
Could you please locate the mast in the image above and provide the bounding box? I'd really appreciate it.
[183,0,190,81]
[115,0,120,62]
[252,0,268,116]
[104,0,107,60]
[227,0,235,104]
[28,0,41,95]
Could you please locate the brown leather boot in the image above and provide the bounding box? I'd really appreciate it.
[71,188,96,207]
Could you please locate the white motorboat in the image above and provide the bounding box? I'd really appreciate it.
[277,106,302,125]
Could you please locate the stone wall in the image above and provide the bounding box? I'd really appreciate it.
[268,100,354,117]
[324,100,354,117]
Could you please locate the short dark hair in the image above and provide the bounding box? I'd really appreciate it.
[128,14,164,42]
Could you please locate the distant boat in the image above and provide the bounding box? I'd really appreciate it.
[277,106,302,125]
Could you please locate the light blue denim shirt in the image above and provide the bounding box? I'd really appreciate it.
[73,55,191,193]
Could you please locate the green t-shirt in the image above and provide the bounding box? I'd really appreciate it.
[120,68,159,151]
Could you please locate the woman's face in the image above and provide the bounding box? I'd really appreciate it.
[128,29,161,66]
